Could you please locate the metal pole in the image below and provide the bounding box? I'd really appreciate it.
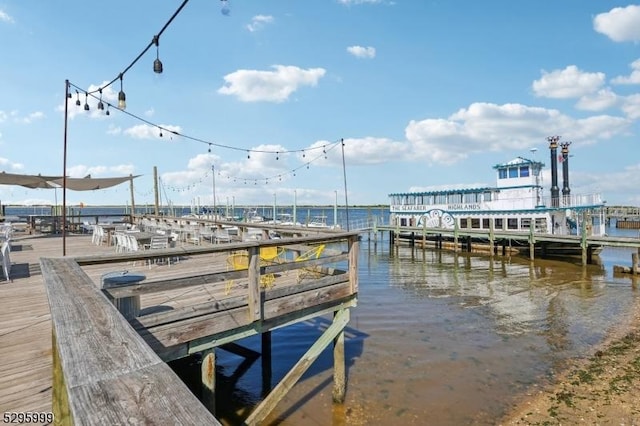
[212,164,216,220]
[62,80,69,255]
[340,139,350,231]
[334,190,338,228]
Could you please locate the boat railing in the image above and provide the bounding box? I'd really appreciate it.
[540,193,603,209]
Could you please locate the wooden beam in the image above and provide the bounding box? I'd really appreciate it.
[244,308,350,425]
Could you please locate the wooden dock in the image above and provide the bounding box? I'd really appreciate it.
[1,223,359,425]
[374,223,640,265]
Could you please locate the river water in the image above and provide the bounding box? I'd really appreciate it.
[7,205,637,424]
[174,224,639,425]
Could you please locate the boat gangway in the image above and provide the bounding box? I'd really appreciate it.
[2,228,359,425]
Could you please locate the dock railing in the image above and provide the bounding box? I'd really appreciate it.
[41,231,360,424]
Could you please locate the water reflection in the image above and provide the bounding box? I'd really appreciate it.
[175,229,640,425]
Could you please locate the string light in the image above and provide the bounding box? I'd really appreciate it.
[97,89,104,111]
[75,90,81,106]
[83,93,90,111]
[153,35,163,74]
[117,73,126,110]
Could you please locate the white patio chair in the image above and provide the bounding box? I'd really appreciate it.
[1,240,11,281]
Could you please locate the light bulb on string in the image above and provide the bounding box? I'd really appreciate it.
[75,90,81,106]
[221,0,231,16]
[105,105,110,116]
[208,143,212,153]
[247,150,251,159]
[153,35,163,74]
[118,73,126,109]
[83,92,90,111]
[97,89,104,110]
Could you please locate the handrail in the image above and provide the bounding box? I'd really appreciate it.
[41,257,220,425]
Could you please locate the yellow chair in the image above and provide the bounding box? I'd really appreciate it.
[295,244,326,282]
[226,251,275,293]
[259,246,286,263]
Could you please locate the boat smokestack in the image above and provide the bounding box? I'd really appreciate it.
[561,141,571,204]
[547,135,560,207]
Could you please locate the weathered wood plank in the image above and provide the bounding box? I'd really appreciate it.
[41,257,219,425]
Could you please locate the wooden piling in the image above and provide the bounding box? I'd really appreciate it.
[332,310,346,403]
[201,349,216,415]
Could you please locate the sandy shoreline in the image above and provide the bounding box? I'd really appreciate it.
[500,297,640,425]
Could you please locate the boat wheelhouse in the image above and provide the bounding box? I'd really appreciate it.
[389,141,606,238]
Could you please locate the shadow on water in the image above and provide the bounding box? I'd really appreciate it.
[170,316,369,425]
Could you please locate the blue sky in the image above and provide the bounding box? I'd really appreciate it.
[1,1,640,208]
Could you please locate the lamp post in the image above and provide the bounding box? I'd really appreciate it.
[334,190,338,228]
[62,80,70,255]
[293,189,297,224]
[212,164,216,220]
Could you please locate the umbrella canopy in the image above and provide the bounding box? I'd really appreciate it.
[0,172,62,189]
[0,172,139,190]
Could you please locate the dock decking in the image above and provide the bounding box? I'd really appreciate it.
[1,224,359,425]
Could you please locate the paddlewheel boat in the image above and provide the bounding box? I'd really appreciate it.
[388,137,606,254]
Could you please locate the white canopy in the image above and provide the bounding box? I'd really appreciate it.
[0,172,139,190]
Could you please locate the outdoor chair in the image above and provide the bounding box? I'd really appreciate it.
[226,251,276,294]
[295,244,326,283]
[1,240,11,281]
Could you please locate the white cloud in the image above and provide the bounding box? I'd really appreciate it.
[123,124,182,140]
[347,45,376,59]
[246,15,274,32]
[575,89,619,111]
[218,65,326,103]
[144,108,155,117]
[621,93,640,119]
[612,58,640,84]
[0,9,14,24]
[16,111,45,124]
[339,137,407,164]
[0,111,6,122]
[0,157,24,171]
[107,125,121,135]
[404,102,631,164]
[593,5,640,42]
[60,82,119,120]
[66,164,134,178]
[532,65,605,99]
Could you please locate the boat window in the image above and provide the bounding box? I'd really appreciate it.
[508,167,518,178]
[436,194,447,204]
[521,218,531,229]
[459,218,468,229]
[449,193,462,204]
[519,166,530,177]
[471,219,480,229]
[498,169,507,179]
[463,193,477,203]
[535,218,547,232]
[494,218,503,229]
[507,218,518,229]
[483,191,492,202]
[482,218,490,229]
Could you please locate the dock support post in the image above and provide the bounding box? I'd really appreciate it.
[489,220,494,255]
[244,308,350,426]
[332,310,346,403]
[201,349,216,415]
[633,252,638,275]
[529,225,535,261]
[262,331,272,396]
[581,218,588,266]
